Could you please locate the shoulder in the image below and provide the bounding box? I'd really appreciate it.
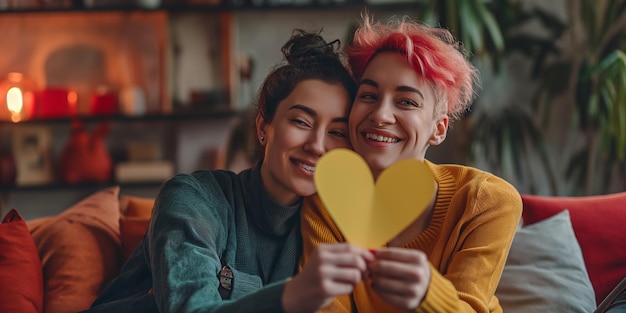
[432,163,522,213]
[154,170,241,216]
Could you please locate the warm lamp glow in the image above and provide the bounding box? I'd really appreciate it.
[7,87,24,122]
[68,90,78,116]
[0,72,37,122]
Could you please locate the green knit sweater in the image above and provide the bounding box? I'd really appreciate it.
[86,165,302,313]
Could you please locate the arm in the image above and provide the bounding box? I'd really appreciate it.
[366,175,522,313]
[148,173,286,313]
[299,195,361,313]
[418,176,521,312]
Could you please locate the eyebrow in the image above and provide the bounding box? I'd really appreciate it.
[289,104,348,123]
[359,78,424,100]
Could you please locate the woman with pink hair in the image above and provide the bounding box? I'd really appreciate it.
[301,15,522,313]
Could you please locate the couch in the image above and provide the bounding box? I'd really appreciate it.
[1,186,625,313]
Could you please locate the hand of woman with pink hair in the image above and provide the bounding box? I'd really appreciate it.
[368,247,432,310]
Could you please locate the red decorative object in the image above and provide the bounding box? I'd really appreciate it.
[58,121,113,184]
[38,88,74,118]
[0,153,16,185]
[90,89,118,116]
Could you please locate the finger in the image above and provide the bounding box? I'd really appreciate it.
[317,252,368,272]
[320,266,364,285]
[371,247,426,263]
[321,280,357,297]
[316,249,373,272]
[370,276,421,296]
[369,260,428,281]
[319,243,375,262]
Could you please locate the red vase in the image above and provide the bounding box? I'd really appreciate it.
[0,154,16,186]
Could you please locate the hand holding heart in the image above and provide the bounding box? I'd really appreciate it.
[314,149,435,248]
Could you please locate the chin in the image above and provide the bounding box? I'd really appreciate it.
[363,158,390,176]
[292,182,316,198]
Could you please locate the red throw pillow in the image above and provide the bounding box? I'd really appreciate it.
[522,192,626,304]
[0,209,44,313]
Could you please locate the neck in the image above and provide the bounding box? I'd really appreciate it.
[259,161,300,206]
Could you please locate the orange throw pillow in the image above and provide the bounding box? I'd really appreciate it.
[29,186,121,313]
[119,195,154,262]
[0,209,43,313]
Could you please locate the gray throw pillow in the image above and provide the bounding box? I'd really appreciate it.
[496,210,596,313]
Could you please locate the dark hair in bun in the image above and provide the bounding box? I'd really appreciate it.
[281,29,339,65]
[256,29,356,126]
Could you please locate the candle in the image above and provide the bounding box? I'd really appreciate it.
[6,87,24,123]
[0,72,37,122]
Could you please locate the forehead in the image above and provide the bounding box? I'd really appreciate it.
[276,79,351,117]
[361,52,436,99]
[361,52,422,85]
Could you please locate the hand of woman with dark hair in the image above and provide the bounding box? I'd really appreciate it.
[368,247,432,310]
[282,243,374,313]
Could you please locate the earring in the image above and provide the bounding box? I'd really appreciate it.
[260,136,264,143]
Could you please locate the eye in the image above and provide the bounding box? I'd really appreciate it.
[358,92,377,101]
[290,118,311,128]
[398,98,421,108]
[329,130,348,138]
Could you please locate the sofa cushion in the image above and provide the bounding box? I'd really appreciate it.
[496,210,596,312]
[119,195,153,262]
[27,186,121,313]
[0,209,43,313]
[521,192,626,304]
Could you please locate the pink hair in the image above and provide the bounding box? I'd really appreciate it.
[345,15,478,120]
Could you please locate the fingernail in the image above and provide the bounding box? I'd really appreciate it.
[368,249,376,255]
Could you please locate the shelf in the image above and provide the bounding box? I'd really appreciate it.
[0,109,240,125]
[1,181,164,192]
[0,1,421,14]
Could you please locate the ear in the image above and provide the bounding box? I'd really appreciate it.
[428,115,449,146]
[255,112,267,146]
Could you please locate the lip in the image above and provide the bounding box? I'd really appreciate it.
[359,128,401,147]
[290,157,317,176]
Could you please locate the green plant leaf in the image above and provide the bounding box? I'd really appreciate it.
[590,50,623,74]
[459,0,482,54]
[473,0,505,52]
[445,0,460,41]
[580,0,599,48]
[601,0,621,38]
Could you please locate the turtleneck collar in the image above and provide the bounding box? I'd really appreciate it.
[246,162,302,237]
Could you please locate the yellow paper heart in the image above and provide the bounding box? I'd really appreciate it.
[314,149,435,248]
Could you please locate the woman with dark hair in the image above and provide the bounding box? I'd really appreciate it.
[301,15,522,313]
[84,30,372,313]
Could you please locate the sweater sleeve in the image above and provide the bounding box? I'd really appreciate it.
[148,173,286,313]
[416,175,522,313]
[300,195,352,313]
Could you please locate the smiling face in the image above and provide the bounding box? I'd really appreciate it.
[349,52,449,178]
[257,79,351,205]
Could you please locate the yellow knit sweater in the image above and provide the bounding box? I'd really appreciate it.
[300,162,522,313]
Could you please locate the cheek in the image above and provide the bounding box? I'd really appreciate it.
[329,138,352,150]
[400,116,430,139]
[349,109,366,137]
[272,129,304,154]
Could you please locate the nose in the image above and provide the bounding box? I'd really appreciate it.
[303,131,325,157]
[368,99,395,126]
